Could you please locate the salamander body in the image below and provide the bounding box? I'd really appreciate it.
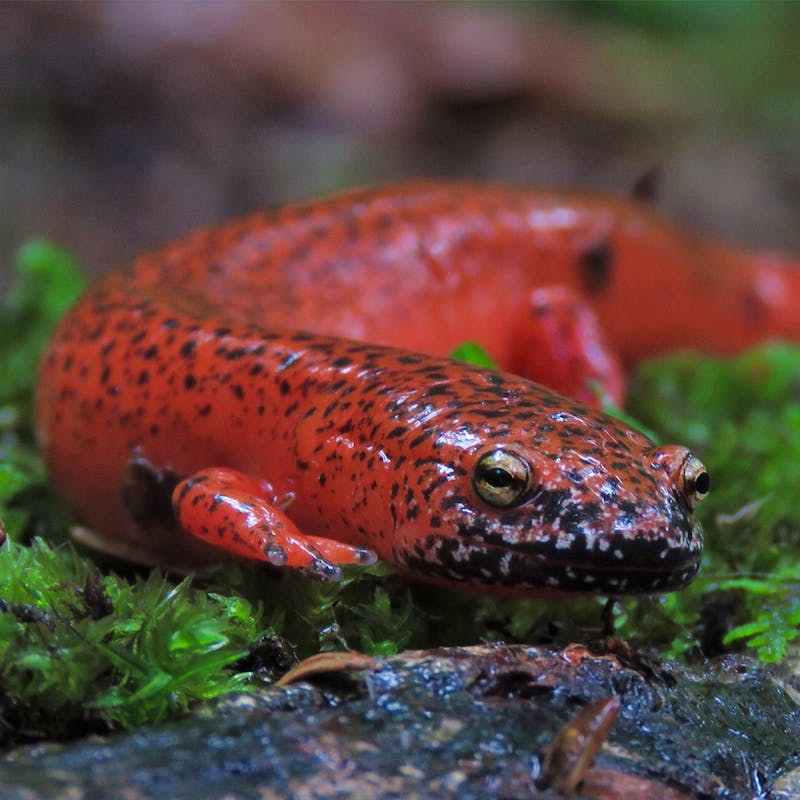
[38,181,798,596]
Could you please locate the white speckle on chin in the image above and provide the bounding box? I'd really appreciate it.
[555,532,575,550]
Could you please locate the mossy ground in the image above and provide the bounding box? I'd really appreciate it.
[2,242,799,746]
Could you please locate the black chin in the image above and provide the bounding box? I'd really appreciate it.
[400,533,702,596]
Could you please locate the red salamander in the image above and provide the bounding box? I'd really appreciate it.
[36,181,800,596]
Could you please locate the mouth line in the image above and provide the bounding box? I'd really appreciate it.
[479,538,702,594]
[494,537,701,572]
[501,548,701,575]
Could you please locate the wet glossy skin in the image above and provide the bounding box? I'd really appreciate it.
[36,181,797,596]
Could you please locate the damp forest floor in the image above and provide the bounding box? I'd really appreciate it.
[2,241,800,749]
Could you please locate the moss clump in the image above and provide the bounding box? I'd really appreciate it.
[0,540,264,736]
[620,347,800,661]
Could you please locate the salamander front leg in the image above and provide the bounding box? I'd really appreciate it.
[509,285,625,408]
[172,468,377,581]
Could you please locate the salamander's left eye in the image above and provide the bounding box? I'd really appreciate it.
[473,449,531,508]
[683,455,710,507]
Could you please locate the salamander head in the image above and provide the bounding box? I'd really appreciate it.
[392,377,706,596]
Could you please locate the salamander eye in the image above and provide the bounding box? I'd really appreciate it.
[683,455,710,507]
[473,449,531,508]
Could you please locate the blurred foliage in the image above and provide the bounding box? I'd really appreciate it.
[567,0,786,35]
[0,242,84,549]
[0,241,86,412]
[562,0,800,134]
[2,240,800,749]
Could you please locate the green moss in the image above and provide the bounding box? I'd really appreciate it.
[0,242,84,550]
[0,538,264,736]
[0,241,86,412]
[622,346,800,661]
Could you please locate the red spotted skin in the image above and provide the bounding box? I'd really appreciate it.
[36,181,798,595]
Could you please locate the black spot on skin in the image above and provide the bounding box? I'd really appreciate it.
[180,341,196,357]
[175,473,208,503]
[532,489,573,527]
[142,345,159,359]
[631,166,661,204]
[224,347,248,360]
[599,478,620,503]
[421,475,449,503]
[616,500,638,528]
[579,241,613,294]
[184,374,197,390]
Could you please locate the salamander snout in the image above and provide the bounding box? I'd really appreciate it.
[397,438,708,597]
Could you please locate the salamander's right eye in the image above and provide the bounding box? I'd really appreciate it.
[683,456,710,507]
[473,449,531,508]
